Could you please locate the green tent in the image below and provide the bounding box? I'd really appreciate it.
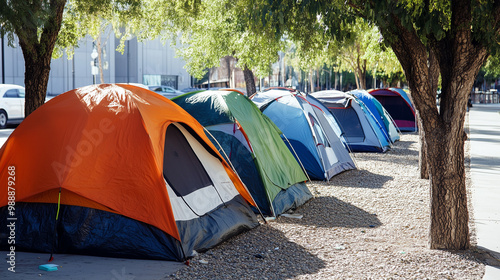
[172,90,311,216]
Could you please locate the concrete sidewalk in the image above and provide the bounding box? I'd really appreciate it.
[0,128,14,147]
[469,104,500,279]
[1,251,185,279]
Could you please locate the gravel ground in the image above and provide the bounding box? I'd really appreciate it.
[168,131,486,280]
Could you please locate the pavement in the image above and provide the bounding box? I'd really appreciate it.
[0,128,14,147]
[0,104,500,279]
[0,252,185,279]
[469,103,500,279]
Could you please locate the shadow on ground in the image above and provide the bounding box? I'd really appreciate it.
[475,246,500,266]
[168,224,326,279]
[348,136,420,166]
[320,169,392,189]
[278,196,381,229]
[471,156,500,171]
[470,136,500,145]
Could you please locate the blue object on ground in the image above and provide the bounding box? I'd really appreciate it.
[39,264,58,271]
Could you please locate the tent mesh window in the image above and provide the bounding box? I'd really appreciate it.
[376,96,414,121]
[163,125,214,197]
[328,105,365,143]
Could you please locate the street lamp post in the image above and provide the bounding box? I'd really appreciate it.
[90,43,98,84]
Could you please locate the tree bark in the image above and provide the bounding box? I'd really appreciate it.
[317,68,320,90]
[243,65,256,97]
[357,61,367,90]
[416,110,428,179]
[349,43,367,90]
[14,0,67,117]
[418,48,439,179]
[425,119,469,249]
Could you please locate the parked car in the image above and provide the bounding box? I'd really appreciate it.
[0,84,25,128]
[148,85,183,99]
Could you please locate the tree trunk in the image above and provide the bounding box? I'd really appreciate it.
[97,35,105,84]
[424,116,469,249]
[334,71,338,90]
[417,111,428,179]
[380,0,489,249]
[415,70,473,250]
[419,48,440,179]
[359,59,367,89]
[356,66,367,89]
[317,68,320,90]
[358,73,366,89]
[309,71,314,93]
[15,0,66,117]
[243,65,256,97]
[353,70,360,89]
[225,56,232,88]
[23,55,52,116]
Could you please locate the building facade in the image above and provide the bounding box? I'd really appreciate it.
[0,34,193,95]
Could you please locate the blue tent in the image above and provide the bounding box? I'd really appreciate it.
[251,88,356,180]
[311,90,391,152]
[348,89,400,143]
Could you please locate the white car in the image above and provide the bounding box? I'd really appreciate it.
[0,84,25,129]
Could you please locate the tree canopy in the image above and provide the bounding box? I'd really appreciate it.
[136,0,287,94]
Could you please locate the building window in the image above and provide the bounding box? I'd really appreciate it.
[144,75,179,89]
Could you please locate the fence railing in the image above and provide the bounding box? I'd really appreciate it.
[470,91,500,104]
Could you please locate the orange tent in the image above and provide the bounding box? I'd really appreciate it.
[0,84,258,261]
